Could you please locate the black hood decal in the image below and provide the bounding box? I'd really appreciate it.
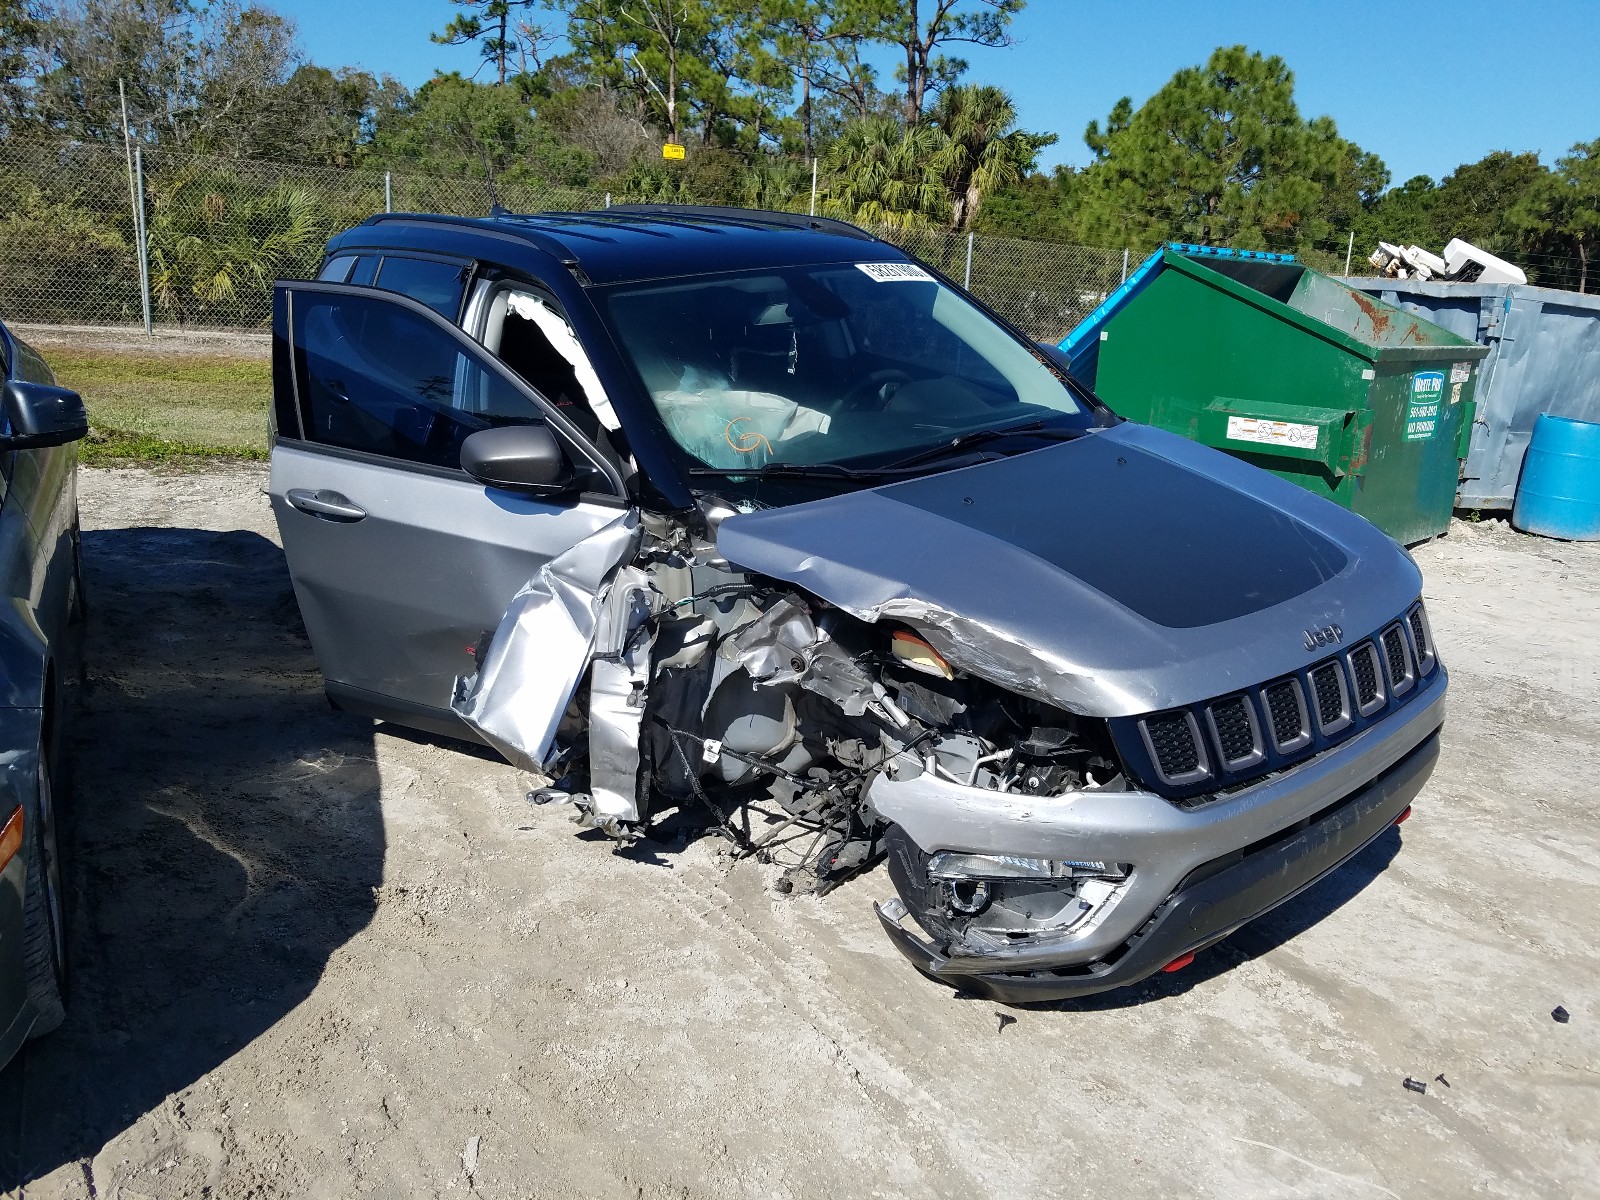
[880,438,1347,629]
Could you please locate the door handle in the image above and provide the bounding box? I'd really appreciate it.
[286,487,367,523]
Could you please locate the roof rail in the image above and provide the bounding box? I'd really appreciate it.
[360,211,580,261]
[585,204,883,243]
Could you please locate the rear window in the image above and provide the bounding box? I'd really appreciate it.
[317,256,356,283]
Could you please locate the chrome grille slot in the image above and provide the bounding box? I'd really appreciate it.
[1206,694,1263,768]
[1381,622,1415,696]
[1348,642,1385,715]
[1309,660,1352,734]
[1408,604,1436,675]
[1261,679,1311,752]
[1139,711,1209,786]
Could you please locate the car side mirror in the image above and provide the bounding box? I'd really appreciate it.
[1,380,89,450]
[1035,342,1076,375]
[460,424,574,496]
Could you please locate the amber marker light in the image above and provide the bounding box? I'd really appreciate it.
[890,630,954,680]
[0,806,22,873]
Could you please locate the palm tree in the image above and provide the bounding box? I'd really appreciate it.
[146,165,324,325]
[820,116,949,230]
[929,85,1057,232]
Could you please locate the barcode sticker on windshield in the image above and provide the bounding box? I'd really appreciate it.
[1226,415,1319,450]
[856,262,934,283]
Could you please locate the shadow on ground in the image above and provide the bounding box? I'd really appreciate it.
[0,526,383,1188]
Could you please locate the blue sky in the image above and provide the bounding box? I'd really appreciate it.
[278,0,1600,187]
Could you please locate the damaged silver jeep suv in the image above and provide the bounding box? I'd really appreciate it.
[270,206,1446,1003]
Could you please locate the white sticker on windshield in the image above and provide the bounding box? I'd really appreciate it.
[856,262,934,283]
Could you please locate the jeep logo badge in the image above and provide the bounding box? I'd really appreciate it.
[1303,623,1344,652]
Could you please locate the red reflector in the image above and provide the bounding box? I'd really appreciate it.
[1162,951,1195,973]
[1394,805,1412,825]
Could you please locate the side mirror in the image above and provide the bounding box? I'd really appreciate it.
[460,424,573,495]
[1035,342,1077,375]
[2,380,88,450]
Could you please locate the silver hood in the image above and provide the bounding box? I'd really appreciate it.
[714,422,1422,717]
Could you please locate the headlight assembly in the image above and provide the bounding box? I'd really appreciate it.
[926,852,1129,882]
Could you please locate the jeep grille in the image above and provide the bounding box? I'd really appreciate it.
[1127,601,1440,801]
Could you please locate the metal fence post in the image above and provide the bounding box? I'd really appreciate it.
[117,79,149,335]
[810,159,818,217]
[964,232,974,290]
[385,171,392,213]
[1121,248,1130,284]
[1344,231,1355,275]
[134,146,152,337]
[605,192,611,209]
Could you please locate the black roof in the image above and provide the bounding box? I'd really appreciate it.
[341,204,906,286]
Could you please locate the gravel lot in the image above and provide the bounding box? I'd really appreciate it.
[2,464,1597,1198]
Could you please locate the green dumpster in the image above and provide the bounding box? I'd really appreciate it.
[1059,245,1491,544]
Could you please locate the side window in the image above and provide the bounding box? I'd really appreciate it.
[290,290,548,471]
[374,256,469,320]
[316,255,379,284]
[317,256,355,283]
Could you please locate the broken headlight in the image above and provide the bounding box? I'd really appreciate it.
[926,854,1132,927]
[926,852,1129,883]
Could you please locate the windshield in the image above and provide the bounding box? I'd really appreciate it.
[601,261,1088,473]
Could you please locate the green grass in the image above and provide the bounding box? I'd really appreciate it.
[45,347,272,466]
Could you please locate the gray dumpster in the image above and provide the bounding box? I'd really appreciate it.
[1339,279,1600,510]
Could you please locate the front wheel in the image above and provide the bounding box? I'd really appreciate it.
[21,754,66,1038]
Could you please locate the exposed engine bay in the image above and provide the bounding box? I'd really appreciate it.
[451,498,1134,947]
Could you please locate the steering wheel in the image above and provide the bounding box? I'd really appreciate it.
[833,368,911,413]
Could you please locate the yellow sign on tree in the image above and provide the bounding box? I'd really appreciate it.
[662,143,686,161]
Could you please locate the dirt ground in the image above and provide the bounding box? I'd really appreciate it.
[12,325,270,359]
[2,464,1596,1199]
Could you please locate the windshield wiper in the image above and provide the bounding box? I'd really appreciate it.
[883,421,1089,470]
[687,461,895,482]
[686,423,1091,483]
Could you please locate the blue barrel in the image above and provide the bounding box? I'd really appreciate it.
[1513,414,1600,540]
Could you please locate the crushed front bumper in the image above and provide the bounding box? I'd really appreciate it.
[877,727,1439,1004]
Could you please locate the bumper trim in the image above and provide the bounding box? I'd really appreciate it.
[878,729,1440,1005]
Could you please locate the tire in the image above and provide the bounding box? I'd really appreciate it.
[20,755,66,1039]
[67,514,87,626]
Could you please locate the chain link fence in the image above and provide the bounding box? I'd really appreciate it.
[877,226,1125,341]
[3,138,1585,339]
[0,141,145,327]
[0,140,612,331]
[0,139,1132,339]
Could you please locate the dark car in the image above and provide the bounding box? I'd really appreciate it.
[269,207,1443,1003]
[0,321,87,1066]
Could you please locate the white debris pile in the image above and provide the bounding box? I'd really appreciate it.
[1367,237,1527,285]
